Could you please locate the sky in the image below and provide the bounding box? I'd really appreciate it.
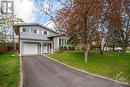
[13,0,61,29]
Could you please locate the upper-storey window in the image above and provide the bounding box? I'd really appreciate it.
[31,29,37,33]
[44,31,47,35]
[23,28,29,32]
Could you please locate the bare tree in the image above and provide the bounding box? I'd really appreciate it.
[42,0,107,62]
[0,14,24,50]
[105,0,130,54]
[41,0,129,62]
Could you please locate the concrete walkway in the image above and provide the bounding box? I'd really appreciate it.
[22,55,129,87]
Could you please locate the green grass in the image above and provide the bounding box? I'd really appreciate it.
[0,51,20,87]
[127,48,130,51]
[50,51,130,83]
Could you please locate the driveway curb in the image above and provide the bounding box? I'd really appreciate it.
[19,56,23,87]
[43,55,129,86]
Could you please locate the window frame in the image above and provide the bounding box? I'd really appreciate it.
[44,31,47,35]
[59,38,61,46]
[62,39,64,46]
[31,29,37,34]
[23,28,29,32]
[65,39,66,46]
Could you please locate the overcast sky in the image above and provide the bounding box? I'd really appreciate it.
[13,0,61,29]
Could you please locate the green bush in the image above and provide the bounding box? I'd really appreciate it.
[59,46,68,51]
[91,45,98,50]
[59,46,64,52]
[64,46,68,50]
[68,46,75,51]
[7,43,14,51]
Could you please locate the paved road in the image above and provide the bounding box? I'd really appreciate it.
[22,55,129,87]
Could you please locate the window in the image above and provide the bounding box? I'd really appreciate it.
[34,30,37,33]
[23,28,29,32]
[59,38,67,46]
[31,29,37,33]
[65,39,66,45]
[44,31,47,35]
[59,38,61,46]
[23,28,26,32]
[62,39,64,46]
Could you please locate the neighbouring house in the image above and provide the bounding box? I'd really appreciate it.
[12,23,68,56]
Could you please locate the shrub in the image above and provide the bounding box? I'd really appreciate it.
[68,46,75,51]
[59,46,64,52]
[91,45,98,50]
[59,46,68,51]
[7,43,14,51]
[0,43,7,54]
[63,46,68,51]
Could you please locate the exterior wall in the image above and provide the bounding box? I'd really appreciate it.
[20,32,49,40]
[20,39,52,56]
[18,25,68,55]
[53,36,68,51]
[53,37,58,51]
[20,26,57,40]
[37,43,41,54]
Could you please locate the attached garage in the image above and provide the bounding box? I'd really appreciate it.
[22,43,38,55]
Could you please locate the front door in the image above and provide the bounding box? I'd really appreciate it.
[43,44,50,53]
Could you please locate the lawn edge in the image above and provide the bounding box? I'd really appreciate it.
[19,55,23,87]
[43,55,129,86]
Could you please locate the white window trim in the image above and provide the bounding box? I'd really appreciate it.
[37,30,39,34]
[42,30,44,35]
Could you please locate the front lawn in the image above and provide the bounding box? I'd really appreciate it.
[0,51,20,87]
[127,48,130,51]
[50,51,130,83]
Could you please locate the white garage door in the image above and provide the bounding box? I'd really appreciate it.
[23,43,38,55]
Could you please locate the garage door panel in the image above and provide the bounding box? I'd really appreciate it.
[23,43,38,55]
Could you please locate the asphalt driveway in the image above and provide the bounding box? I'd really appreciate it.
[22,55,129,87]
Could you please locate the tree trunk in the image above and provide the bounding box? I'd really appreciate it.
[84,48,89,62]
[122,44,127,54]
[100,49,103,54]
[122,40,128,54]
[99,39,105,54]
[112,45,115,51]
[99,44,103,54]
[84,43,90,63]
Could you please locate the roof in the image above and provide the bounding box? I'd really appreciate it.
[12,23,59,35]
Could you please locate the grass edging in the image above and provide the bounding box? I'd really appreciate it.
[43,54,129,86]
[19,56,23,87]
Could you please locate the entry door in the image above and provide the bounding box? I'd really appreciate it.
[43,44,50,53]
[43,44,48,53]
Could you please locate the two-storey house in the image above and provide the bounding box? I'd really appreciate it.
[13,23,68,56]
